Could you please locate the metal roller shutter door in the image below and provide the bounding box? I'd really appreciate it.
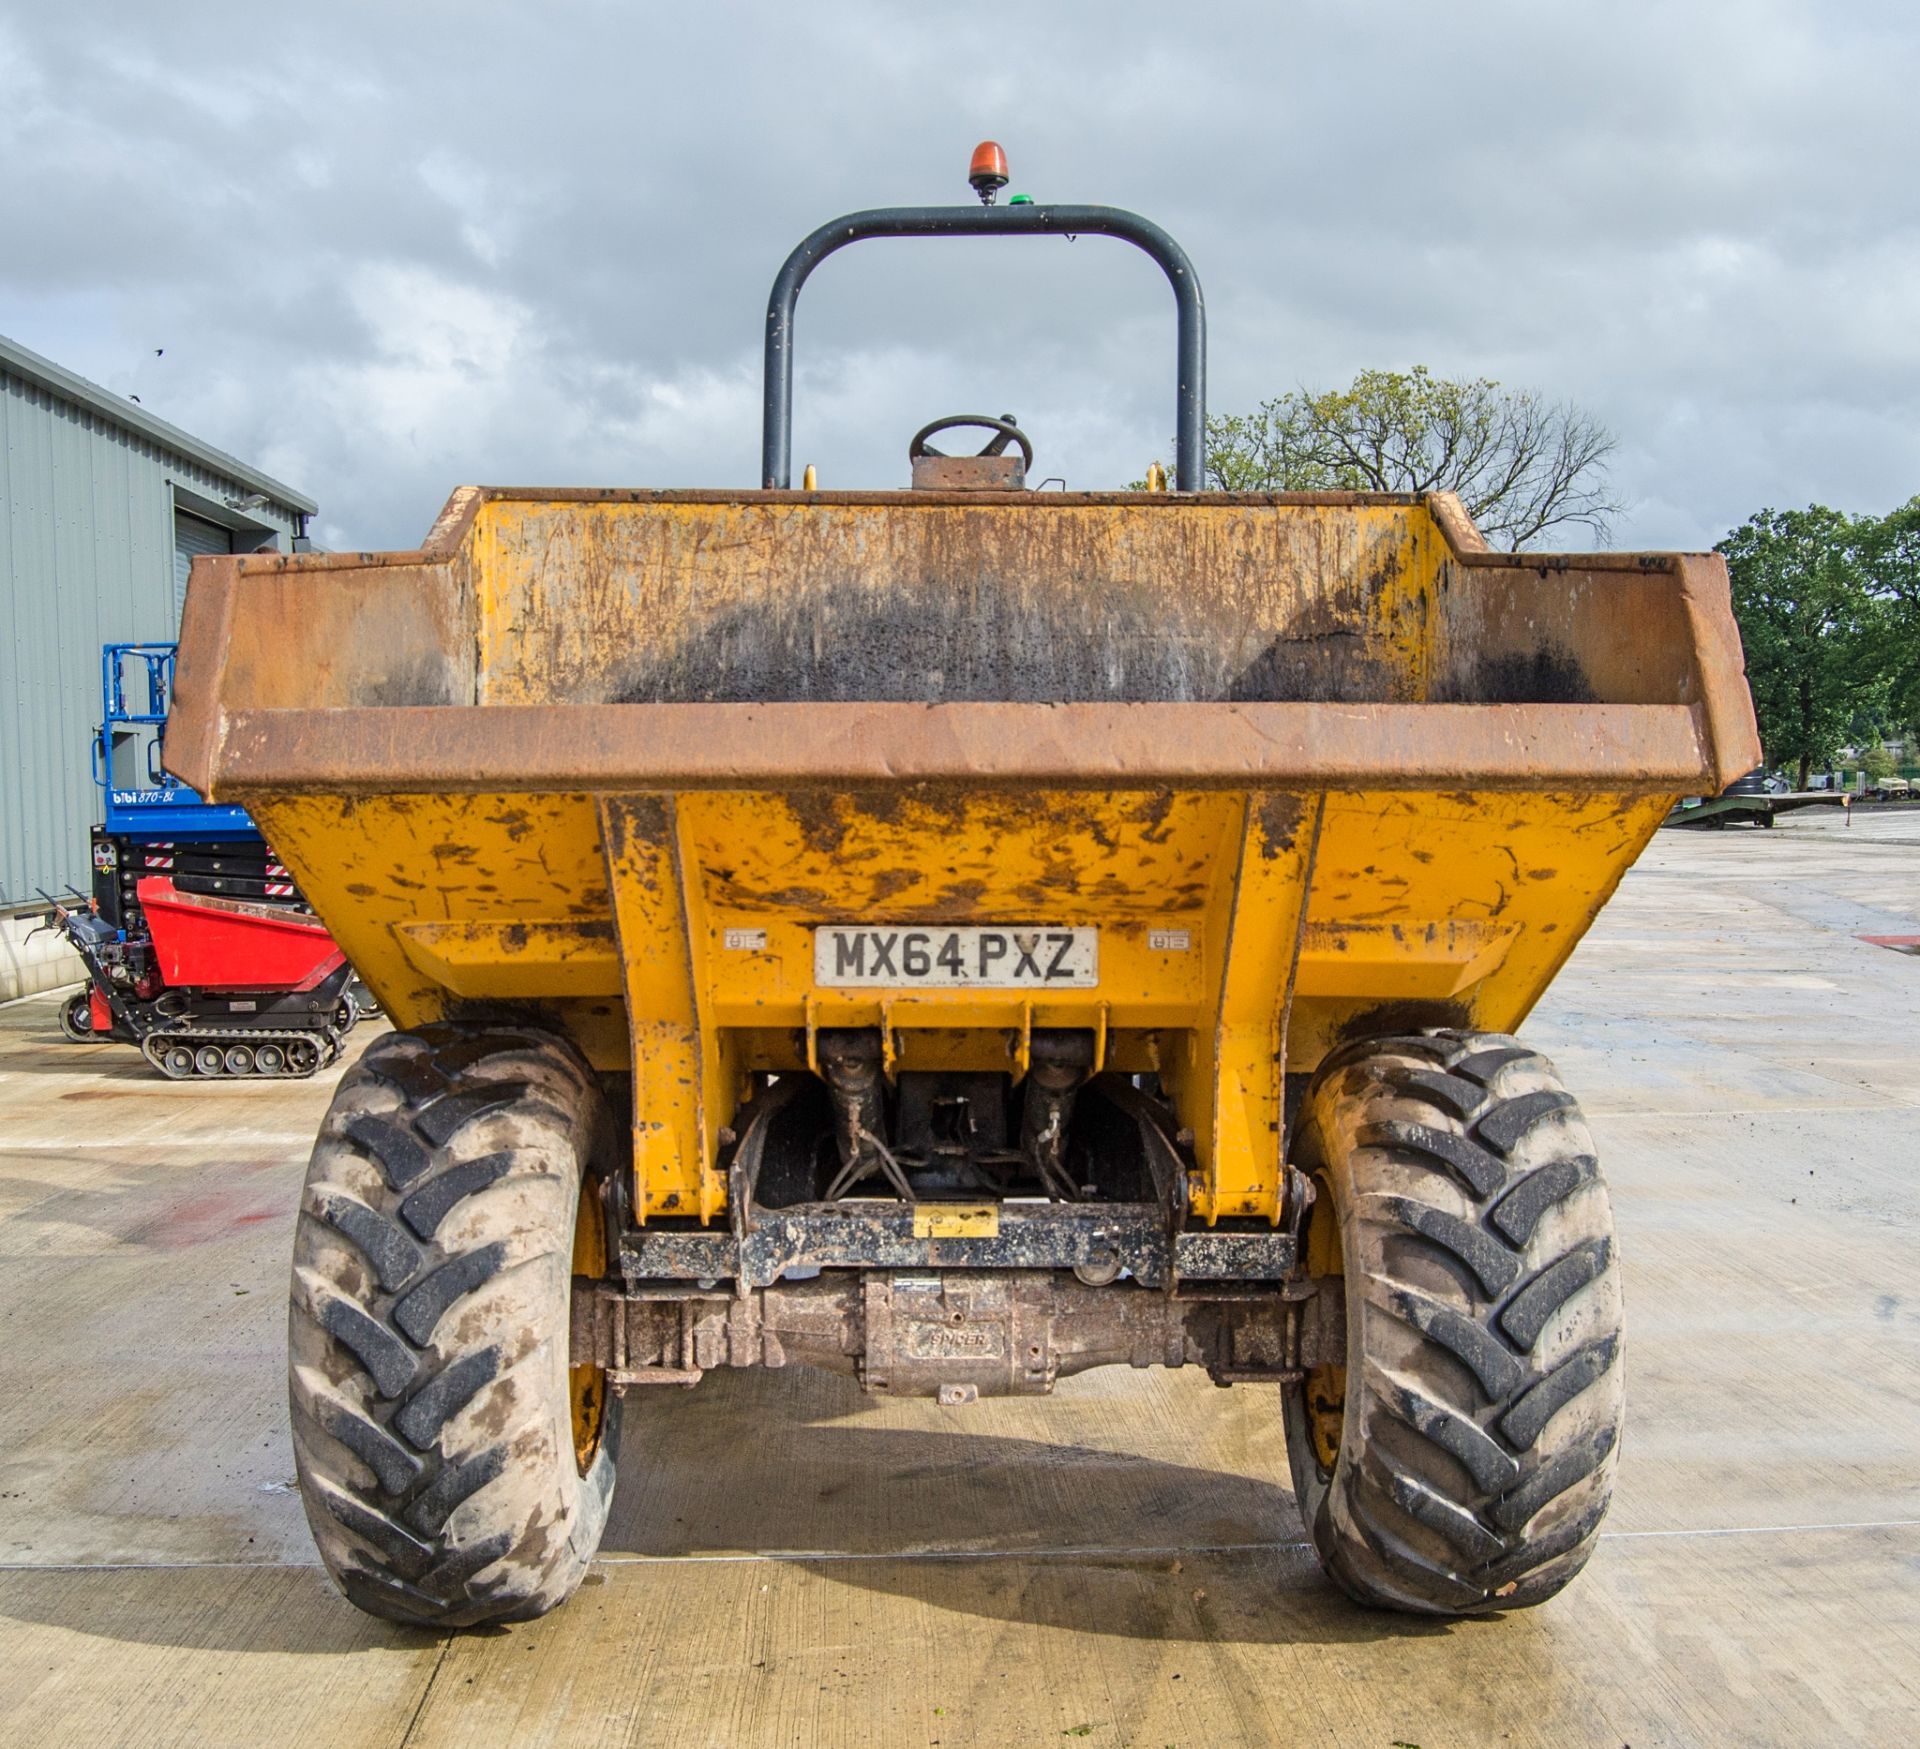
[173,508,232,622]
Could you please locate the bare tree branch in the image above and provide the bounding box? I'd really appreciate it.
[1191,367,1621,548]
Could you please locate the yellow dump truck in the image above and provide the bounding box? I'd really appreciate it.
[169,166,1758,1627]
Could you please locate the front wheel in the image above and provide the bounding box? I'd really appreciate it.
[289,1024,621,1626]
[60,989,105,1042]
[1282,1030,1624,1615]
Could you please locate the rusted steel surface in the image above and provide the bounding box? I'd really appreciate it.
[197,699,1716,798]
[619,1198,1296,1290]
[484,498,1439,709]
[909,454,1025,490]
[1672,553,1764,780]
[569,1270,1344,1397]
[167,485,1761,803]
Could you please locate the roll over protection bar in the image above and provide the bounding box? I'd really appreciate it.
[762,203,1208,491]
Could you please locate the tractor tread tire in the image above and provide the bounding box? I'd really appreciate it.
[1284,1030,1623,1616]
[289,1024,619,1627]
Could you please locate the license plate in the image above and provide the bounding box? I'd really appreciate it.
[814,926,1097,989]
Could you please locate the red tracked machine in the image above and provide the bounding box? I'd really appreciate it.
[39,643,370,1080]
[45,876,366,1080]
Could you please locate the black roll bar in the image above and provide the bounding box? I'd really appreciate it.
[762,204,1207,491]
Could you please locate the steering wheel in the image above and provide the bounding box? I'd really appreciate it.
[908,413,1034,474]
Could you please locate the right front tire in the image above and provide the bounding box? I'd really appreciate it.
[290,1024,621,1626]
[1282,1030,1625,1615]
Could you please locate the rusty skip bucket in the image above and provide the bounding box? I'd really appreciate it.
[167,482,1758,1228]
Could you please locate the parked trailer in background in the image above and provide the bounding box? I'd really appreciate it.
[1665,765,1851,829]
[167,150,1760,1627]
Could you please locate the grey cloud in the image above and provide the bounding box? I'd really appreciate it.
[3,0,1915,552]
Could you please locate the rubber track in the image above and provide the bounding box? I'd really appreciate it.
[143,1026,338,1080]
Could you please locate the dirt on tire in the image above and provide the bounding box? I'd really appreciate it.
[288,1024,620,1627]
[1282,1029,1625,1614]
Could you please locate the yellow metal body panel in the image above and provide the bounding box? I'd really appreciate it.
[250,789,631,1073]
[395,920,622,998]
[1156,794,1320,1223]
[597,795,736,1225]
[1294,922,1513,999]
[249,782,1669,1227]
[184,487,1754,1237]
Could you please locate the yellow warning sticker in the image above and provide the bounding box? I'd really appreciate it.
[912,1204,1000,1238]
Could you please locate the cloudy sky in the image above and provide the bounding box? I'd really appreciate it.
[3,1,1915,553]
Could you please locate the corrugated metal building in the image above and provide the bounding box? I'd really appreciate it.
[1,333,317,915]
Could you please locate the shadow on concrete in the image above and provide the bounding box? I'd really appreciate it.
[595,1367,1457,1644]
[0,1562,439,1656]
[1,1037,159,1080]
[0,1363,1469,1653]
[777,1541,1461,1647]
[606,1364,1294,1556]
[610,1418,1301,1561]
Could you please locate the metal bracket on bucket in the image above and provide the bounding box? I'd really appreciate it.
[762,202,1208,491]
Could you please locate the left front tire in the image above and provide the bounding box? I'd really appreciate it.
[289,1024,621,1626]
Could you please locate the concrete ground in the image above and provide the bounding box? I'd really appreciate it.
[1,812,1916,1748]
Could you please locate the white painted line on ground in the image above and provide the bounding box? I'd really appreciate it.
[599,1541,1312,1565]
[1603,1518,1920,1540]
[0,985,86,1010]
[1582,1104,1905,1118]
[598,1519,1920,1561]
[0,1134,317,1151]
[4,1519,1917,1575]
[0,1559,325,1573]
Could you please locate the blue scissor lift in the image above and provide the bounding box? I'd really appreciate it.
[48,643,366,1072]
[91,644,295,933]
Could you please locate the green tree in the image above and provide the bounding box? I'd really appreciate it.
[1147,366,1620,548]
[1858,495,1920,736]
[1862,741,1896,786]
[1717,506,1887,790]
